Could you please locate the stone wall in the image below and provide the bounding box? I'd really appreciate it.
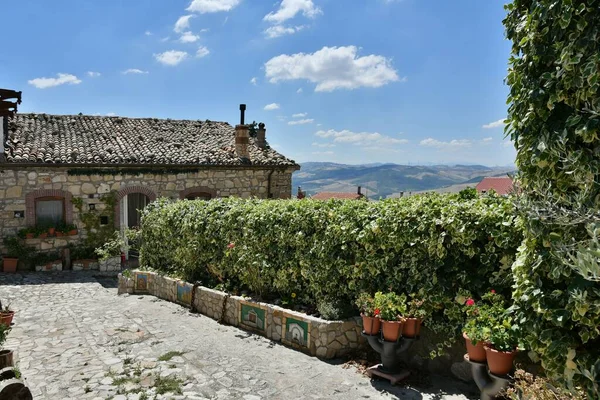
[118,271,366,360]
[0,166,295,253]
[117,271,477,381]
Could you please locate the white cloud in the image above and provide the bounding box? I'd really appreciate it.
[87,71,101,78]
[161,36,170,43]
[264,25,305,38]
[175,15,195,33]
[250,77,257,85]
[296,88,303,93]
[106,112,117,116]
[122,68,149,75]
[312,142,335,148]
[315,129,409,146]
[187,0,241,13]
[482,119,505,129]
[312,151,334,156]
[264,0,321,24]
[265,46,400,92]
[482,137,493,142]
[419,138,472,148]
[28,73,82,89]
[179,31,200,43]
[145,31,153,36]
[196,46,210,58]
[292,113,307,118]
[264,103,280,111]
[288,118,314,125]
[154,50,189,66]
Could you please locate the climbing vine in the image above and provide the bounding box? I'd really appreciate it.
[71,191,118,251]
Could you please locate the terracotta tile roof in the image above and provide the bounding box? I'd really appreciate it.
[475,177,514,195]
[311,192,364,200]
[3,113,298,167]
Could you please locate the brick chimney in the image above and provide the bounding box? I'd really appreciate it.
[235,104,250,161]
[257,122,266,149]
[357,186,362,196]
[297,186,306,199]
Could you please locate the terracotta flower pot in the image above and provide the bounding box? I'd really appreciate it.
[402,318,423,338]
[2,258,18,273]
[381,320,404,342]
[0,350,14,369]
[68,229,78,236]
[25,233,34,239]
[0,311,14,327]
[48,228,56,235]
[484,345,517,376]
[463,332,487,362]
[361,314,381,335]
[56,232,64,237]
[38,233,47,239]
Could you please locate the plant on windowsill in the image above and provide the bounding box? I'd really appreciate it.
[35,225,48,239]
[374,291,407,342]
[17,227,36,240]
[56,223,78,237]
[0,322,13,368]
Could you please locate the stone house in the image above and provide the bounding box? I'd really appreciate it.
[0,107,299,259]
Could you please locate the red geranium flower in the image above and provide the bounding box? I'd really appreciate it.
[227,242,235,249]
[465,298,475,306]
[491,289,496,294]
[374,308,380,316]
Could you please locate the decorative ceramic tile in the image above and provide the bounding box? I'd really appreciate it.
[135,272,149,292]
[239,301,267,333]
[177,282,192,305]
[282,315,311,349]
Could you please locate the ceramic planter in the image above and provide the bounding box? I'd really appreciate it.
[463,332,487,362]
[0,311,14,327]
[0,350,14,368]
[361,314,381,335]
[48,228,56,236]
[381,320,404,342]
[484,345,517,375]
[402,318,423,338]
[25,233,34,239]
[2,258,18,273]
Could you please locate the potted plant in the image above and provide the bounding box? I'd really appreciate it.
[95,231,126,271]
[0,301,14,327]
[32,251,62,272]
[482,292,520,375]
[402,294,429,338]
[47,226,56,236]
[17,228,35,240]
[2,236,24,273]
[36,226,48,239]
[374,291,407,342]
[462,295,490,362]
[0,323,13,368]
[356,293,381,335]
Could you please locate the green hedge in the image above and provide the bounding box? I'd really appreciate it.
[139,193,522,353]
[505,0,600,396]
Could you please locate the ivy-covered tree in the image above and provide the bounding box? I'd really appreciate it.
[504,0,600,396]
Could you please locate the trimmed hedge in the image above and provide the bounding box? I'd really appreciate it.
[139,193,522,353]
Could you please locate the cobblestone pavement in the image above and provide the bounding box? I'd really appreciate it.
[0,273,477,400]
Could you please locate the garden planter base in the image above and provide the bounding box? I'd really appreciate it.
[366,365,410,385]
[0,378,33,400]
[464,354,511,400]
[362,332,415,384]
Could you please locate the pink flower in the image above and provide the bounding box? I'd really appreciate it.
[466,298,475,306]
[227,242,235,249]
[491,289,496,294]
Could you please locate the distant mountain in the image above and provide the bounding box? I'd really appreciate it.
[293,162,516,199]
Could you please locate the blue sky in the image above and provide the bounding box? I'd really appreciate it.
[1,0,515,166]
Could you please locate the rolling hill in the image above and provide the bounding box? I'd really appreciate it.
[292,162,515,199]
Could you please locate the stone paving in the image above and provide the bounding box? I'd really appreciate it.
[0,272,477,400]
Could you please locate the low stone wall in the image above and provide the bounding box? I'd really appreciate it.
[35,260,62,272]
[118,271,365,359]
[72,259,99,271]
[98,257,121,272]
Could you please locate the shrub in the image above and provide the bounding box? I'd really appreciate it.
[505,0,600,395]
[140,193,522,354]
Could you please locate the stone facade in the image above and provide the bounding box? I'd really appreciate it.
[0,166,295,254]
[119,271,367,359]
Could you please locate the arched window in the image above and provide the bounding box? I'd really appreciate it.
[179,187,217,201]
[25,189,73,227]
[114,186,157,229]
